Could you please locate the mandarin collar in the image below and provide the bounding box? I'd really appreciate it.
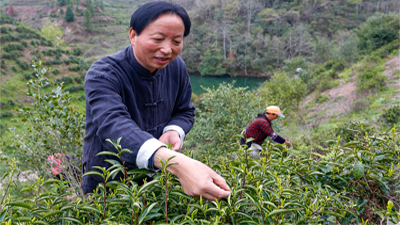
[257,113,271,125]
[128,45,160,78]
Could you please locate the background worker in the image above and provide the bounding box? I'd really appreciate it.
[240,106,291,157]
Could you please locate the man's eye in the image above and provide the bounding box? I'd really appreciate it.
[174,41,181,45]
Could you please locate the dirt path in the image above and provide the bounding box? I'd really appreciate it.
[382,54,400,100]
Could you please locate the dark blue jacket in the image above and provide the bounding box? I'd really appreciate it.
[83,45,195,192]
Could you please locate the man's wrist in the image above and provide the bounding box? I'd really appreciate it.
[153,147,189,176]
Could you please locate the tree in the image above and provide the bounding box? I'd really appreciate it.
[83,9,93,31]
[41,20,64,47]
[65,6,75,22]
[198,48,226,76]
[87,0,95,15]
[258,71,307,113]
[187,82,264,154]
[95,0,104,11]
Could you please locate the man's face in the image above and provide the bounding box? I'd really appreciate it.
[129,13,185,73]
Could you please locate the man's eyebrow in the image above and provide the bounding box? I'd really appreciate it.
[150,32,183,38]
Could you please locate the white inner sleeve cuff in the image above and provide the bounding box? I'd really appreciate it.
[163,125,185,148]
[137,138,166,170]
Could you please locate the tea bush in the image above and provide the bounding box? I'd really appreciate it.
[380,105,400,125]
[5,61,84,193]
[356,65,387,93]
[0,61,399,224]
[1,127,399,224]
[187,82,264,155]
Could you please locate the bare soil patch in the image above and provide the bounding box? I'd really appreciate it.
[304,54,400,124]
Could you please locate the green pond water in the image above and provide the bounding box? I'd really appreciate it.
[189,74,268,95]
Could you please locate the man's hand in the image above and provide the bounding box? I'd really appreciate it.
[285,141,292,147]
[154,147,231,201]
[159,130,181,151]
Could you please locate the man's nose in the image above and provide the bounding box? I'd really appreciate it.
[160,42,172,55]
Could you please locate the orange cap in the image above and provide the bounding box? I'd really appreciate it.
[266,106,285,118]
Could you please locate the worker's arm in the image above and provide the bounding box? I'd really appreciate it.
[153,147,231,201]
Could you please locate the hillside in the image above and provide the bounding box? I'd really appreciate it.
[2,0,130,59]
[0,14,89,136]
[303,54,400,126]
[2,0,399,76]
[0,0,398,134]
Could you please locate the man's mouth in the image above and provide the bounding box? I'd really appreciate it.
[155,57,170,63]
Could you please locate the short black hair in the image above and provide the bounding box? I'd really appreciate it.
[130,1,191,37]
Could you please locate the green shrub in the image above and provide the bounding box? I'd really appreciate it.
[337,33,359,63]
[21,40,28,47]
[380,105,400,125]
[23,72,32,80]
[55,76,74,85]
[187,82,264,154]
[282,56,310,74]
[0,122,8,137]
[15,59,29,70]
[72,47,82,56]
[52,68,60,75]
[0,111,13,119]
[317,93,329,103]
[0,26,8,33]
[369,39,400,59]
[4,60,84,188]
[357,13,400,53]
[74,75,83,84]
[0,34,19,42]
[3,43,24,52]
[356,65,387,93]
[331,121,374,143]
[42,49,54,56]
[64,85,84,93]
[258,71,308,112]
[68,59,90,71]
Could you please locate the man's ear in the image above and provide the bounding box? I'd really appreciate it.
[129,28,136,47]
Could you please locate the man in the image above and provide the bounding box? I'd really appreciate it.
[83,1,230,201]
[241,106,291,157]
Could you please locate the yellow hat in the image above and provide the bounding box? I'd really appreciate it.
[266,106,285,118]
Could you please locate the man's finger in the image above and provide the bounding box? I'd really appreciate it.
[171,144,180,151]
[205,183,231,200]
[213,174,231,191]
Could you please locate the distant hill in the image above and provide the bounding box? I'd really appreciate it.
[0,0,399,139]
[3,0,399,76]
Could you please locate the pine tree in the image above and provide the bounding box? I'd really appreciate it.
[89,3,95,15]
[83,9,93,31]
[65,6,75,22]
